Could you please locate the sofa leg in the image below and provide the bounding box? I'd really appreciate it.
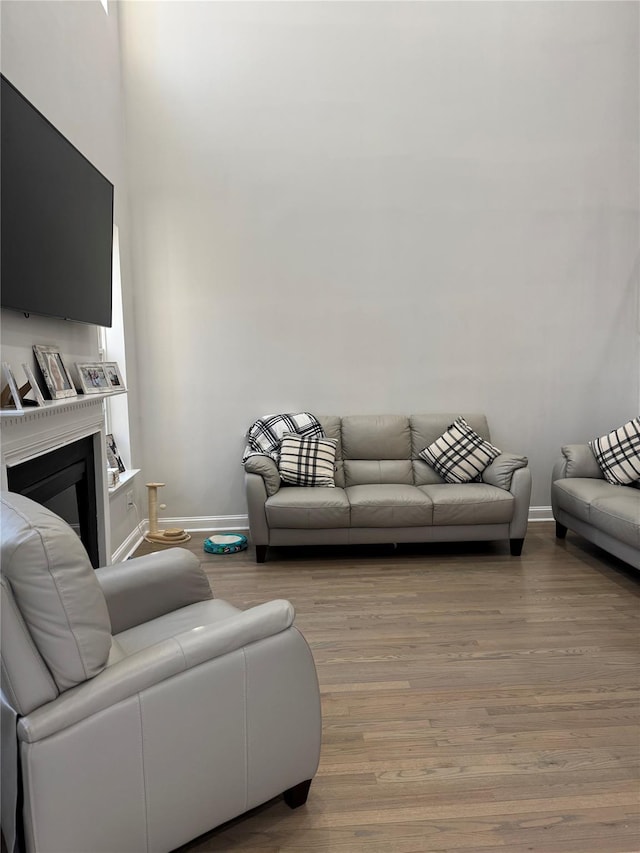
[283,779,312,809]
[555,521,568,540]
[255,545,267,563]
[510,538,524,556]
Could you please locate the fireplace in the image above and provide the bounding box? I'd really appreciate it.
[7,436,100,567]
[1,397,111,565]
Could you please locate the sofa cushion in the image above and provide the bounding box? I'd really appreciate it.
[266,487,351,529]
[589,490,640,549]
[589,418,640,485]
[344,459,413,486]
[553,478,622,524]
[346,485,433,527]
[420,484,514,525]
[419,417,501,484]
[412,460,446,486]
[278,434,337,487]
[341,415,411,460]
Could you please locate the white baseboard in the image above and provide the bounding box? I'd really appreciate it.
[111,523,146,564]
[158,515,249,533]
[529,506,554,522]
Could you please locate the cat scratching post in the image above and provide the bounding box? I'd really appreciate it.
[145,482,191,545]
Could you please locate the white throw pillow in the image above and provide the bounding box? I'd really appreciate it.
[589,418,640,485]
[278,434,337,487]
[419,417,501,484]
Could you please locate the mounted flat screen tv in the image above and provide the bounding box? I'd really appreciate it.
[1,75,114,327]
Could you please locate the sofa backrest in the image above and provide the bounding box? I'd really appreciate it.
[342,415,413,486]
[318,414,492,488]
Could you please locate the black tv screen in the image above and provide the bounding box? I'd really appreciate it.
[1,75,114,327]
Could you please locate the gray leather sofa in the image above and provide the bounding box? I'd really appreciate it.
[245,414,531,562]
[552,445,640,569]
[0,492,321,853]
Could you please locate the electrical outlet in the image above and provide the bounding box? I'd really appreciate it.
[126,490,134,509]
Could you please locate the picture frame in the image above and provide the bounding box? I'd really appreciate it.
[21,363,46,407]
[105,433,126,473]
[33,345,76,400]
[103,361,125,391]
[76,362,111,395]
[1,363,24,412]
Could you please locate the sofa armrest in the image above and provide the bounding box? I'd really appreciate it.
[557,444,604,480]
[482,453,528,490]
[96,548,212,634]
[508,466,532,539]
[245,471,271,547]
[244,455,281,496]
[17,599,295,744]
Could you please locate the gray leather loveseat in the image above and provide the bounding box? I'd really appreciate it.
[245,414,531,562]
[552,445,640,569]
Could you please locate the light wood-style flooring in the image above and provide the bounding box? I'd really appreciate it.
[134,523,640,853]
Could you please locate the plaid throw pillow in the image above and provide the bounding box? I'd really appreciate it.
[419,417,501,484]
[278,434,337,487]
[589,418,640,485]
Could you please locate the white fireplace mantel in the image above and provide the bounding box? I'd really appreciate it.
[1,391,125,565]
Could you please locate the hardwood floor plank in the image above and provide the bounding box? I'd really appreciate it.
[319,747,640,776]
[134,522,639,852]
[180,804,640,853]
[273,791,640,825]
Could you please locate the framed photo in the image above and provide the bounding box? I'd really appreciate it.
[76,362,110,395]
[1,363,23,411]
[21,363,46,406]
[33,345,76,400]
[106,433,126,473]
[103,361,125,391]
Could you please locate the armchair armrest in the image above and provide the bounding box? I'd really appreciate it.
[17,599,295,744]
[96,548,212,634]
[174,599,294,667]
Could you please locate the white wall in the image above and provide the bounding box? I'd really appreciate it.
[120,1,639,516]
[0,0,141,554]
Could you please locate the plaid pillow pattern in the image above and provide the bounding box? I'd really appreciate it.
[589,418,640,485]
[242,413,325,463]
[419,417,501,484]
[278,434,337,487]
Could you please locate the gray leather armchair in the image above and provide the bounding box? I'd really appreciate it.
[0,492,321,853]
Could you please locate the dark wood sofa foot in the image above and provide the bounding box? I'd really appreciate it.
[510,538,524,556]
[255,545,267,563]
[555,521,568,539]
[283,779,312,809]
